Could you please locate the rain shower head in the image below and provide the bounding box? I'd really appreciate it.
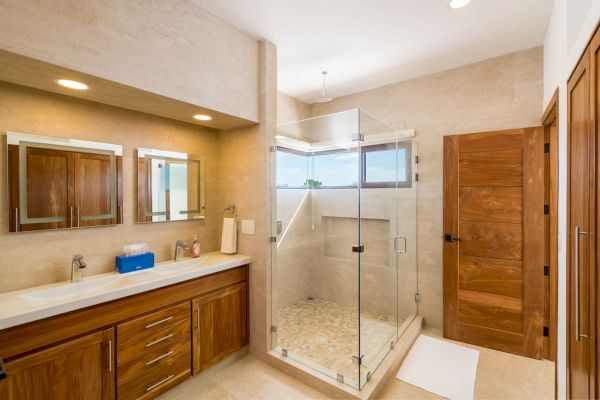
[317,70,332,103]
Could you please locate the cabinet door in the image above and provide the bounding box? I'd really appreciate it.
[74,153,120,227]
[14,146,74,231]
[0,328,115,400]
[192,282,247,374]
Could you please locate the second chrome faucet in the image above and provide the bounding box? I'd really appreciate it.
[174,240,189,262]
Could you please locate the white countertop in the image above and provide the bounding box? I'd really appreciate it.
[0,252,251,331]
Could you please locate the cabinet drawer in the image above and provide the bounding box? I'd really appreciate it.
[118,337,191,386]
[118,319,190,365]
[117,301,190,343]
[117,353,190,400]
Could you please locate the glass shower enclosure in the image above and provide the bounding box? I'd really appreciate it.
[270,109,418,390]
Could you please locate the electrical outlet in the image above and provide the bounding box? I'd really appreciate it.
[241,219,255,235]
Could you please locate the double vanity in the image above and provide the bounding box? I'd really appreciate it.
[0,252,250,399]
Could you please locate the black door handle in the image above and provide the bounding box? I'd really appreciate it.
[0,358,7,381]
[444,234,461,242]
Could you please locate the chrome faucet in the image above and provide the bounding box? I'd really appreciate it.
[174,240,189,262]
[71,255,87,282]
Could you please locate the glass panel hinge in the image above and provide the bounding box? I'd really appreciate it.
[271,325,277,333]
[415,292,421,303]
[352,133,365,142]
[337,374,344,383]
[352,355,364,365]
[270,236,277,243]
[282,349,288,357]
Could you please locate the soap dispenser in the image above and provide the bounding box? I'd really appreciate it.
[192,235,201,258]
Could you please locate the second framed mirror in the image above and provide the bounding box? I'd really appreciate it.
[137,148,205,223]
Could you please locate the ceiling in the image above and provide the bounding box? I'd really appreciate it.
[193,0,554,104]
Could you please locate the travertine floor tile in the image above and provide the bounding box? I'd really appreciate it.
[159,328,554,400]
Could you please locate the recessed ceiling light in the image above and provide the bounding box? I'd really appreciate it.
[193,114,212,121]
[57,79,88,90]
[448,0,472,9]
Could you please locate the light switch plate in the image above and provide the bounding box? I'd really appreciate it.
[241,219,255,235]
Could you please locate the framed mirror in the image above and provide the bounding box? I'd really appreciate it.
[7,131,123,233]
[137,148,205,223]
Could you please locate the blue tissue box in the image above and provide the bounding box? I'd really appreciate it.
[116,252,154,273]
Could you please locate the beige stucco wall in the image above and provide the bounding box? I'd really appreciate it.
[0,81,221,293]
[219,41,277,357]
[0,0,259,122]
[309,46,544,329]
[278,91,311,125]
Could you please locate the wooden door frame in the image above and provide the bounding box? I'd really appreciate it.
[541,88,559,397]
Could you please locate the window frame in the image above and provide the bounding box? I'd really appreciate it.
[360,142,413,189]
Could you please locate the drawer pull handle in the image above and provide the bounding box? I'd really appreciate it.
[145,333,174,348]
[145,316,173,329]
[146,374,174,392]
[146,350,174,366]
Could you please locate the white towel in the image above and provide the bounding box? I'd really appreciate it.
[221,218,237,254]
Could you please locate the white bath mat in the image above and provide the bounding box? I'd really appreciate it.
[396,334,479,400]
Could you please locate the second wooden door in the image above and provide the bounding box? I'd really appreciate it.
[443,127,545,359]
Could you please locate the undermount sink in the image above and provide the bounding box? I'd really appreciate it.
[153,258,202,274]
[17,275,123,303]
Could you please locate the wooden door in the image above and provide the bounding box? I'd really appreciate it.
[568,39,596,400]
[9,146,74,231]
[0,328,115,400]
[443,127,545,359]
[74,152,117,227]
[192,282,247,374]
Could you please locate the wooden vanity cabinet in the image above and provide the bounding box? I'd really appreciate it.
[0,328,115,400]
[0,265,248,400]
[192,282,247,374]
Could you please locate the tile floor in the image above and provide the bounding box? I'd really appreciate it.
[275,297,398,386]
[158,329,555,400]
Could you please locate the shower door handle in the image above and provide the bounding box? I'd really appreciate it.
[394,236,407,254]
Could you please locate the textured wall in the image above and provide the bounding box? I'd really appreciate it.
[0,0,259,122]
[310,47,544,329]
[219,41,277,357]
[278,91,311,125]
[0,81,221,293]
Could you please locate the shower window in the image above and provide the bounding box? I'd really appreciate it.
[361,142,412,188]
[312,151,359,188]
[276,149,309,188]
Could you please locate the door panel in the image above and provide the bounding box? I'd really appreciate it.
[0,329,114,400]
[458,149,522,187]
[20,147,73,231]
[192,282,247,374]
[568,45,593,400]
[74,153,116,227]
[459,187,523,223]
[459,256,523,298]
[459,222,523,260]
[443,127,544,359]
